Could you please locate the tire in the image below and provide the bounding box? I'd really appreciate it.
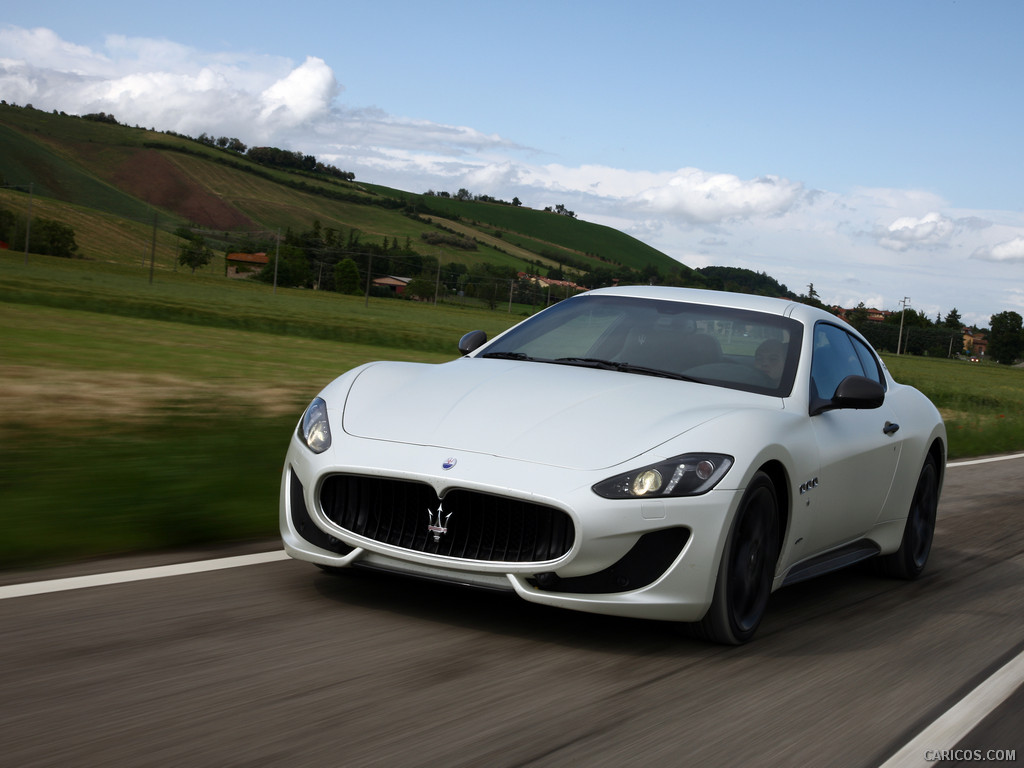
[693,472,780,645]
[877,454,939,580]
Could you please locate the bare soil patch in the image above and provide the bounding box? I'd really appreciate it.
[0,365,304,435]
[111,149,256,230]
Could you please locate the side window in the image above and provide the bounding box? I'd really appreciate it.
[850,334,884,387]
[811,323,866,401]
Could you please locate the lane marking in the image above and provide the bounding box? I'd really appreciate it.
[0,550,289,600]
[880,650,1024,768]
[948,451,1024,468]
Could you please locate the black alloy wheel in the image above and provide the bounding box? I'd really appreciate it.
[694,471,780,645]
[879,453,939,579]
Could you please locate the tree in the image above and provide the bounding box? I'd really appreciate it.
[255,247,310,287]
[988,311,1024,365]
[942,308,963,329]
[404,276,437,302]
[846,302,870,331]
[177,236,214,274]
[334,258,361,295]
[465,263,515,309]
[32,218,79,258]
[884,307,932,328]
[0,205,19,244]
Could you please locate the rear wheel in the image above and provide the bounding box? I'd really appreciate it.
[693,472,780,645]
[878,454,939,579]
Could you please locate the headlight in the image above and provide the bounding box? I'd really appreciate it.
[299,397,332,454]
[592,453,733,499]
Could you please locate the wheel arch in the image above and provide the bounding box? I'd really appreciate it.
[755,459,790,556]
[927,436,946,498]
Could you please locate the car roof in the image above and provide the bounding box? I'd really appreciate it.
[579,285,837,324]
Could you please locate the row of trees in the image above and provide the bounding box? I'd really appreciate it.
[240,222,558,307]
[844,302,1024,364]
[422,188,579,218]
[424,188,522,207]
[0,203,79,258]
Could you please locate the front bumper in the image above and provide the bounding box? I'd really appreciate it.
[280,431,743,623]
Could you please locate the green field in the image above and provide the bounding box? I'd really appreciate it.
[2,250,1022,569]
[883,354,1024,458]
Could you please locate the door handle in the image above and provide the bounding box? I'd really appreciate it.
[883,421,900,436]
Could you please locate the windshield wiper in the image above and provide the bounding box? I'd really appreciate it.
[552,356,620,370]
[554,357,700,382]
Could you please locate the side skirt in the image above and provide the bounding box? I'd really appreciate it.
[781,540,881,587]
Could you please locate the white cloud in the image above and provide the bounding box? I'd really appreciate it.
[0,26,108,74]
[1006,288,1024,309]
[877,211,955,251]
[259,56,337,125]
[506,164,804,226]
[972,236,1024,263]
[633,169,803,224]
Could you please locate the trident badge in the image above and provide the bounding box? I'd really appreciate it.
[427,502,453,542]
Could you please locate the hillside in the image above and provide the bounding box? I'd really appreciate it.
[0,103,685,287]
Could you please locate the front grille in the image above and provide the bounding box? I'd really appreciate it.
[319,474,575,563]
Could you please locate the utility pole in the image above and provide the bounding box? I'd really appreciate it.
[272,228,280,295]
[364,253,373,307]
[896,297,911,355]
[23,183,33,265]
[434,257,442,305]
[148,211,158,284]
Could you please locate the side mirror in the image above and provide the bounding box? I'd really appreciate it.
[811,375,885,415]
[458,330,488,355]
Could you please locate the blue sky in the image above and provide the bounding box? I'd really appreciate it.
[3,0,1023,327]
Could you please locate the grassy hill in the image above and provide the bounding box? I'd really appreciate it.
[0,103,682,282]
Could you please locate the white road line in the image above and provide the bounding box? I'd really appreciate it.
[0,550,289,600]
[880,651,1024,768]
[947,451,1024,468]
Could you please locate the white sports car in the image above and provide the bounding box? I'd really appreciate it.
[280,286,946,643]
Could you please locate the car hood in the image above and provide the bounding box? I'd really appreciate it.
[339,359,775,470]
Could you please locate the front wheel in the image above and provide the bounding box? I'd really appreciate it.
[693,472,780,645]
[877,454,939,579]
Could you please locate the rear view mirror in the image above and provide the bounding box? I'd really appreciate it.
[811,375,885,415]
[458,330,488,355]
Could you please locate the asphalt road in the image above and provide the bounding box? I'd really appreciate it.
[2,456,1022,768]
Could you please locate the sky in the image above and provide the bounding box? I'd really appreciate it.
[2,0,1023,327]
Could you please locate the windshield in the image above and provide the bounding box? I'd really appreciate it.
[480,294,803,396]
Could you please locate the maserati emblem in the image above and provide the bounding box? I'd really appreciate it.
[442,457,457,470]
[427,502,453,542]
